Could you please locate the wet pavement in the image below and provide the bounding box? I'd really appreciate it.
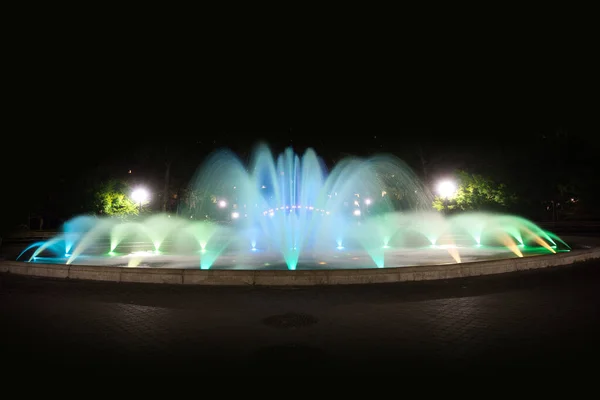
[1,258,600,376]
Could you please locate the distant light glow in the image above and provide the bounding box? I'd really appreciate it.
[353,209,361,216]
[131,187,149,203]
[231,212,240,219]
[436,180,457,199]
[365,198,372,205]
[218,200,227,208]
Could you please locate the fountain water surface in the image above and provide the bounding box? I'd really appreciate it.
[19,144,570,270]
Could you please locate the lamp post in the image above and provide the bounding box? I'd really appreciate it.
[131,187,149,214]
[436,179,457,211]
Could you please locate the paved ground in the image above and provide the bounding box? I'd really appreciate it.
[2,259,600,376]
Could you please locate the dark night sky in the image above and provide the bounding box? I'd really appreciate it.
[9,127,597,175]
[6,126,599,181]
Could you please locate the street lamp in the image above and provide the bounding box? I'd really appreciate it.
[436,180,457,199]
[131,187,149,213]
[436,179,457,212]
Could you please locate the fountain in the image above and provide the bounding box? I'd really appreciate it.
[17,144,570,270]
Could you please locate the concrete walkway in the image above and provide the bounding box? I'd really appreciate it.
[2,259,600,376]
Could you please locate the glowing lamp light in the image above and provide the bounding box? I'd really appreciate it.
[131,187,149,204]
[365,198,372,205]
[231,212,240,219]
[353,209,361,216]
[436,180,457,199]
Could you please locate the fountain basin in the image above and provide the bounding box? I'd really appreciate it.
[3,246,599,285]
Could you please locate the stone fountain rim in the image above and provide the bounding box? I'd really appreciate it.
[1,247,599,286]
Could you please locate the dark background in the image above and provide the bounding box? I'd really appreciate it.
[2,124,598,236]
[3,18,597,235]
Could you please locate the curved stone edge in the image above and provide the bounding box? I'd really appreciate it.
[1,248,600,286]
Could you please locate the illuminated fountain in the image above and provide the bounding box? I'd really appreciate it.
[18,144,570,270]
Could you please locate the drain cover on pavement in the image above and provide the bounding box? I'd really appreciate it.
[262,312,318,328]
